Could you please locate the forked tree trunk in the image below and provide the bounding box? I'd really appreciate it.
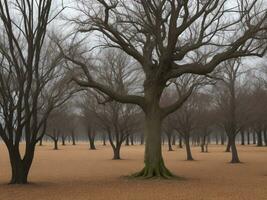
[184,136,193,160]
[8,146,35,184]
[107,131,123,160]
[133,110,173,178]
[112,146,121,160]
[229,134,240,163]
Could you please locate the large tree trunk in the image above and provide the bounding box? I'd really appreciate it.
[229,134,240,163]
[8,146,34,184]
[184,135,194,160]
[133,109,173,178]
[257,131,263,147]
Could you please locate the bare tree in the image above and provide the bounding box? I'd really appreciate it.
[61,0,267,178]
[170,92,202,161]
[195,93,214,153]
[79,96,98,150]
[213,60,252,163]
[0,0,76,183]
[249,79,267,147]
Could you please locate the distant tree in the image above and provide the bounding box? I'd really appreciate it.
[213,60,251,163]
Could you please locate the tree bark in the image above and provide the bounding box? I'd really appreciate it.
[8,146,34,184]
[184,136,194,160]
[133,109,173,178]
[229,134,240,163]
[201,135,206,153]
[112,147,121,160]
[225,137,231,152]
[88,130,96,150]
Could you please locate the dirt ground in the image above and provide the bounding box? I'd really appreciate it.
[0,143,266,200]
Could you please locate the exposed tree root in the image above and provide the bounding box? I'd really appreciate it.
[131,160,177,179]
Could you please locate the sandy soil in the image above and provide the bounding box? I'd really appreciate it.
[0,143,266,200]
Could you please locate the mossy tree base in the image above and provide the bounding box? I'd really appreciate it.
[132,161,175,179]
